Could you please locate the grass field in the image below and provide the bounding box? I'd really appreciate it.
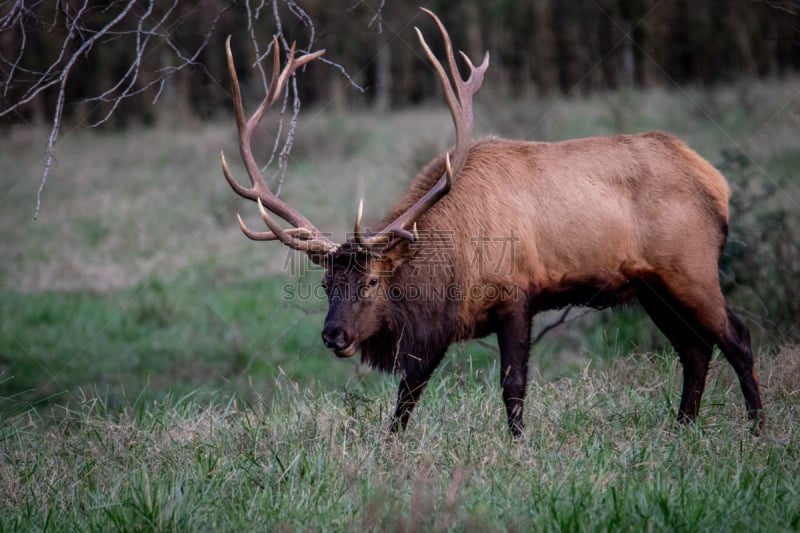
[2,78,799,529]
[2,348,800,531]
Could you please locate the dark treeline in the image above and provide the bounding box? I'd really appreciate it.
[2,0,798,127]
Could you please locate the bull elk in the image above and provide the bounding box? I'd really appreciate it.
[221,9,764,438]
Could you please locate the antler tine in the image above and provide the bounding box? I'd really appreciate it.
[354,197,416,248]
[251,199,334,253]
[265,36,286,109]
[235,213,309,242]
[248,36,286,130]
[231,206,332,254]
[235,207,314,241]
[353,198,369,246]
[413,28,459,139]
[221,35,336,254]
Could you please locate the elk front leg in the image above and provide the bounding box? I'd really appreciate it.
[390,350,446,434]
[496,306,533,438]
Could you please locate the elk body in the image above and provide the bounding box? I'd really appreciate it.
[222,9,764,438]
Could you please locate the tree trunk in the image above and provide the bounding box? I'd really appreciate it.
[374,27,391,113]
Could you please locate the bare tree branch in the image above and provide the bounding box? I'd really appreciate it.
[759,0,800,16]
[531,307,586,347]
[9,0,140,218]
[0,0,363,217]
[367,0,386,33]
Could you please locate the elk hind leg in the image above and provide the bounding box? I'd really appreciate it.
[636,281,714,424]
[717,304,764,430]
[638,278,764,429]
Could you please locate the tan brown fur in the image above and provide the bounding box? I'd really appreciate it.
[382,132,731,341]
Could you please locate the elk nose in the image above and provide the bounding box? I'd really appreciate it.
[322,327,350,351]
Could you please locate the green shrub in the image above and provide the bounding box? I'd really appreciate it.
[719,149,800,343]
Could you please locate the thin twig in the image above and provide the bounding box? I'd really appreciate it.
[367,0,387,33]
[34,0,139,219]
[475,306,587,354]
[532,307,573,346]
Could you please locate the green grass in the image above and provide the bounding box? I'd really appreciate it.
[1,78,799,529]
[0,276,660,417]
[0,275,377,414]
[2,348,799,531]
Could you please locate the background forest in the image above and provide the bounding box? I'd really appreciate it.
[3,0,799,125]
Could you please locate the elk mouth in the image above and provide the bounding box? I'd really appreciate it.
[334,341,359,358]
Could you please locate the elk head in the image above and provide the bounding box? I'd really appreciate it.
[222,9,488,358]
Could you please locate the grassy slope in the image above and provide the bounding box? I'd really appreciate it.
[1,79,799,529]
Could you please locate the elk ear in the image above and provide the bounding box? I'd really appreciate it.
[382,240,416,271]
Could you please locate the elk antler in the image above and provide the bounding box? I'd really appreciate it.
[415,7,489,174]
[355,8,489,250]
[221,35,337,254]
